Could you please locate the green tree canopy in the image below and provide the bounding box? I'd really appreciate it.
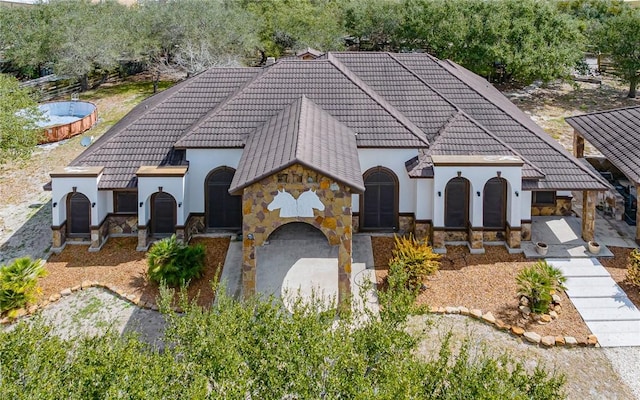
[595,6,640,97]
[0,74,41,160]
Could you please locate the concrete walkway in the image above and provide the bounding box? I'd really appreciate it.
[549,258,640,347]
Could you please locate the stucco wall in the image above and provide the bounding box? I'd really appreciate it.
[137,175,186,225]
[51,175,101,226]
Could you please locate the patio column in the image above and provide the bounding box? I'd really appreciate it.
[573,130,585,158]
[636,185,640,245]
[582,190,597,242]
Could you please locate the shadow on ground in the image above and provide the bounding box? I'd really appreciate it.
[0,200,52,265]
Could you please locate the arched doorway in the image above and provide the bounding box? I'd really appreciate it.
[67,192,91,238]
[444,177,470,228]
[151,192,176,237]
[483,177,507,229]
[206,167,241,230]
[361,167,398,230]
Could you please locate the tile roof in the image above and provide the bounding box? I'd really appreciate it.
[64,52,608,192]
[566,106,640,184]
[229,96,364,194]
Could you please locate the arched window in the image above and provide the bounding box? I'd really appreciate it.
[151,192,176,237]
[67,192,91,237]
[483,177,507,229]
[206,167,241,230]
[361,167,398,230]
[444,177,470,228]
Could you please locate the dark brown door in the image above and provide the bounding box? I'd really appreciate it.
[206,168,241,229]
[445,178,470,228]
[362,167,397,230]
[152,192,176,236]
[68,192,90,237]
[483,178,507,229]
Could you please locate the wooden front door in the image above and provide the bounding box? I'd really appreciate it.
[206,168,241,229]
[362,167,398,230]
[152,192,176,236]
[68,192,90,237]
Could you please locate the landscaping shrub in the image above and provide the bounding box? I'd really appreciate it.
[389,234,440,290]
[626,249,640,288]
[147,235,205,286]
[516,260,567,314]
[0,257,46,316]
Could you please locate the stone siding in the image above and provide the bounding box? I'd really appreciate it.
[415,220,432,242]
[531,196,572,216]
[52,222,67,250]
[185,214,206,241]
[398,214,415,235]
[89,219,109,250]
[482,230,506,242]
[107,215,138,235]
[521,221,532,241]
[241,164,353,306]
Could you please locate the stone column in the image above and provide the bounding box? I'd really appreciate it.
[468,227,484,253]
[573,130,585,158]
[521,220,532,241]
[581,190,597,242]
[506,224,521,249]
[414,220,432,242]
[337,233,352,311]
[51,222,67,251]
[136,226,149,251]
[432,228,445,252]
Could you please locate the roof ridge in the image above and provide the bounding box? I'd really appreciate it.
[433,58,608,187]
[175,66,269,147]
[386,52,462,115]
[326,52,429,147]
[565,105,640,121]
[71,71,209,165]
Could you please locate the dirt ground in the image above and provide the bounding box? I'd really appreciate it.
[371,237,591,340]
[41,236,229,307]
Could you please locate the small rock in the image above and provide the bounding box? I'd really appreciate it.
[539,314,552,323]
[12,308,27,318]
[541,336,555,347]
[552,294,562,303]
[587,335,598,346]
[115,289,126,297]
[532,313,541,321]
[39,300,49,308]
[81,280,93,289]
[565,336,577,346]
[554,305,562,313]
[519,296,529,306]
[433,307,446,313]
[60,288,72,297]
[549,289,556,296]
[0,317,10,325]
[445,306,460,314]
[524,331,542,344]
[458,306,469,316]
[511,326,525,335]
[27,305,38,314]
[49,294,61,302]
[71,285,81,292]
[470,309,483,319]
[482,312,496,324]
[555,336,565,345]
[549,310,558,320]
[520,306,531,316]
[495,319,510,330]
[577,338,589,347]
[126,294,137,302]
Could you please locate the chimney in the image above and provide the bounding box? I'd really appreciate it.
[265,57,276,66]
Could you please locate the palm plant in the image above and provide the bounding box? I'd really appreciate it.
[516,260,566,314]
[0,257,47,314]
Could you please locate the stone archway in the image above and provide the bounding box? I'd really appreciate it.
[240,164,354,308]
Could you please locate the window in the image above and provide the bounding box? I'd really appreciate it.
[483,178,506,229]
[114,191,137,214]
[532,191,555,206]
[445,177,470,228]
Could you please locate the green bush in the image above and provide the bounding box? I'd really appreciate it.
[147,235,205,286]
[626,249,640,288]
[389,234,440,290]
[516,260,567,314]
[0,257,46,315]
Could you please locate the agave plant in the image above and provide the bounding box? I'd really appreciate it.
[516,260,566,314]
[0,257,47,314]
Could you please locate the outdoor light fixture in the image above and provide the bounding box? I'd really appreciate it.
[437,191,442,197]
[139,202,144,207]
[158,186,163,192]
[476,191,481,197]
[515,191,519,197]
[178,202,182,208]
[53,202,57,208]
[72,186,77,192]
[91,202,96,208]
[247,233,254,240]
[496,171,502,177]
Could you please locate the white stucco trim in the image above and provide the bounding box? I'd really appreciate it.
[137,176,187,226]
[51,175,101,226]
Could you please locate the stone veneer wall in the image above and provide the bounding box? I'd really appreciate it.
[414,220,431,242]
[185,214,206,242]
[51,222,67,250]
[241,164,353,306]
[107,215,138,235]
[398,214,415,234]
[89,219,109,250]
[531,196,572,216]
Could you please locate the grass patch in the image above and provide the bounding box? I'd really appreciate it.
[72,296,103,324]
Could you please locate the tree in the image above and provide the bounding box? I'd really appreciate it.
[596,6,640,97]
[0,74,42,160]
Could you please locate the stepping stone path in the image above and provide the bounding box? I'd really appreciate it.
[548,258,640,347]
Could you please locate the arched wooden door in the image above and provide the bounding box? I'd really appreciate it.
[152,192,176,237]
[67,192,91,237]
[444,177,470,228]
[483,177,507,229]
[206,167,241,230]
[361,167,398,230]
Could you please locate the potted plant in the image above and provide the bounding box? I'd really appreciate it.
[536,241,548,256]
[587,241,601,255]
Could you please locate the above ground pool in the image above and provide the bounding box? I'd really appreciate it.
[36,101,97,144]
